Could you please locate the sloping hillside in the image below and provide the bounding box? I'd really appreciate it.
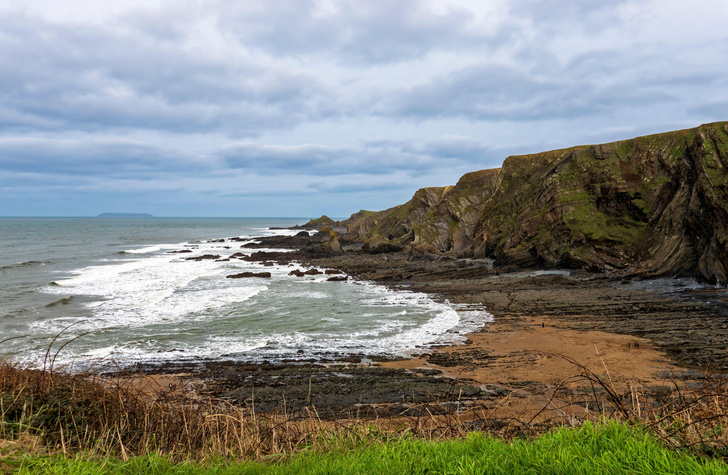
[344,122,728,282]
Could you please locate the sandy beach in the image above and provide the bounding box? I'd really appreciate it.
[382,313,683,422]
[385,313,675,390]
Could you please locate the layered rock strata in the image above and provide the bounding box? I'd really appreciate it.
[343,122,728,283]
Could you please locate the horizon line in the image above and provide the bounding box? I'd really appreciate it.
[0,216,322,219]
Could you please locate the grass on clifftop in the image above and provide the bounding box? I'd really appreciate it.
[8,422,727,474]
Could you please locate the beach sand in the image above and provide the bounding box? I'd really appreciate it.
[381,314,683,422]
[384,314,675,389]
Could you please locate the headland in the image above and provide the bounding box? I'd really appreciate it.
[127,122,728,424]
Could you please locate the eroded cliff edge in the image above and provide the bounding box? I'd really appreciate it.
[342,122,728,283]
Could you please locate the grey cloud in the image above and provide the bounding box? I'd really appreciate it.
[511,0,630,28]
[309,181,413,194]
[383,65,572,120]
[384,61,676,121]
[688,100,728,120]
[563,49,725,90]
[217,0,485,64]
[0,12,325,136]
[2,0,720,140]
[0,137,198,177]
[407,138,498,162]
[220,140,471,176]
[365,136,503,163]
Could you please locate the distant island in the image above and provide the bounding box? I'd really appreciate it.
[97,213,154,217]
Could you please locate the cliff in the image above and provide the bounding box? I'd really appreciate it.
[343,122,728,283]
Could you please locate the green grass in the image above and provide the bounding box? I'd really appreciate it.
[307,215,336,226]
[355,210,378,217]
[9,422,727,474]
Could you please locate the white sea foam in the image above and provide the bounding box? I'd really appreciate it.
[124,245,167,254]
[258,228,303,237]
[289,291,329,299]
[29,229,494,367]
[41,244,269,334]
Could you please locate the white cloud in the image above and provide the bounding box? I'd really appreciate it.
[0,0,726,215]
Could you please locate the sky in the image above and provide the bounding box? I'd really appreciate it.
[1,0,727,217]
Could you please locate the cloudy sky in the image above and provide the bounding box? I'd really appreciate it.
[1,0,727,217]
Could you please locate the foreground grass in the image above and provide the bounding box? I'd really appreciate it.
[9,422,728,474]
[4,359,728,473]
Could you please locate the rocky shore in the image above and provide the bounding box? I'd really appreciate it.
[126,230,728,425]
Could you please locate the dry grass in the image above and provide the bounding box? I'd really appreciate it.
[0,359,493,462]
[2,354,728,463]
[558,354,728,459]
[1,360,353,460]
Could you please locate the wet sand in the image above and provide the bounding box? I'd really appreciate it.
[383,314,675,390]
[382,314,684,422]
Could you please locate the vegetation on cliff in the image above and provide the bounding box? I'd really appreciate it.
[302,215,338,228]
[344,122,728,282]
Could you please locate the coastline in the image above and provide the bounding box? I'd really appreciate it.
[113,230,728,424]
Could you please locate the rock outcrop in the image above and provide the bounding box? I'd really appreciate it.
[343,122,728,283]
[301,227,344,256]
[295,215,347,233]
[226,272,272,279]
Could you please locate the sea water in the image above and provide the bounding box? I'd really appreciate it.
[0,217,492,369]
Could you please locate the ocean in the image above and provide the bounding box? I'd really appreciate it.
[0,217,492,370]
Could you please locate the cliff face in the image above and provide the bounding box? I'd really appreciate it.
[344,122,728,282]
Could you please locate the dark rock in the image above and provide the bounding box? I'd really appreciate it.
[328,234,342,254]
[226,272,272,279]
[296,231,310,237]
[241,234,312,249]
[241,251,292,263]
[185,254,221,261]
[200,363,485,418]
[427,349,494,367]
[289,268,321,277]
[302,228,344,256]
[167,249,193,254]
[362,234,404,254]
[327,276,348,282]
